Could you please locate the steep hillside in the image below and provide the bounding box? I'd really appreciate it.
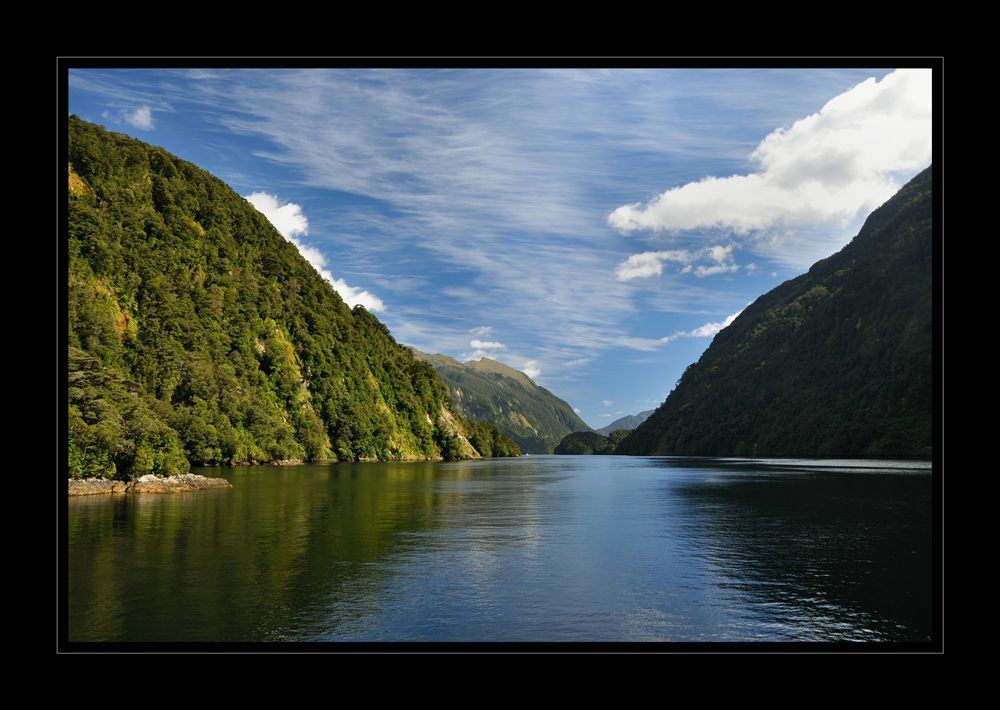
[67,116,515,480]
[617,166,934,458]
[410,349,592,454]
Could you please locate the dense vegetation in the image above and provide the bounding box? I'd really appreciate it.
[67,116,516,480]
[410,350,592,454]
[616,166,934,459]
[554,429,632,455]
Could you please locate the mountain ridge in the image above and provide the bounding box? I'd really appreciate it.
[409,349,592,454]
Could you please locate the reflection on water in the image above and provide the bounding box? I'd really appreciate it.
[66,457,934,643]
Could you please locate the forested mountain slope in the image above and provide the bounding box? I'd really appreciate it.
[410,349,592,454]
[67,116,516,480]
[616,166,934,458]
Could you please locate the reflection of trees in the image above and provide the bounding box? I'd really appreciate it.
[657,460,932,641]
[67,461,480,642]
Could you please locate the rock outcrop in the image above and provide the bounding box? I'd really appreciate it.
[68,474,232,496]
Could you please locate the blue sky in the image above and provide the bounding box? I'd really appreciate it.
[67,66,933,429]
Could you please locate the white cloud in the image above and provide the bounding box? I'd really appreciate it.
[124,106,154,130]
[246,192,309,238]
[687,311,742,338]
[617,309,745,351]
[470,339,507,350]
[329,278,386,312]
[615,250,698,281]
[469,326,494,337]
[522,360,541,379]
[616,245,739,281]
[608,69,931,236]
[245,191,385,312]
[602,400,613,406]
[574,407,581,413]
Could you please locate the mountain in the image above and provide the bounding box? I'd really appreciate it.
[67,116,516,480]
[596,410,655,436]
[410,349,593,454]
[616,166,934,459]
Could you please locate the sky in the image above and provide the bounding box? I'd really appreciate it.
[66,65,934,429]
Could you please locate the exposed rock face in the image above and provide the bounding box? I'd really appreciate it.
[68,474,232,496]
[437,406,481,459]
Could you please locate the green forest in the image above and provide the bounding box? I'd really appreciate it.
[67,116,518,481]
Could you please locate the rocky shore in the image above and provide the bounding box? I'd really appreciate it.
[68,473,232,496]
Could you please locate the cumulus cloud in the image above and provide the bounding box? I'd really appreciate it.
[101,106,155,130]
[522,361,541,379]
[246,191,309,238]
[602,400,613,407]
[615,249,697,281]
[608,69,931,236]
[574,407,581,413]
[245,191,385,312]
[616,245,739,281]
[124,106,154,130]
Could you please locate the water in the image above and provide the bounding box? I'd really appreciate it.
[65,456,935,644]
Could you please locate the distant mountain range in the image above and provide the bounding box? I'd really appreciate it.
[596,410,655,436]
[616,166,933,458]
[409,349,592,454]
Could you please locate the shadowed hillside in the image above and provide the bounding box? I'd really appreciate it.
[616,166,934,459]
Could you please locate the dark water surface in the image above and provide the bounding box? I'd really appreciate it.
[66,456,934,643]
